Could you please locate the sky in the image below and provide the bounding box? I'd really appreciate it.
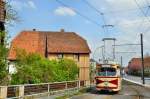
[6,0,150,66]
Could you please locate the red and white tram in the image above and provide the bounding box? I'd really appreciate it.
[95,63,122,92]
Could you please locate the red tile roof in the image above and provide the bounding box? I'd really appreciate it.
[128,57,150,71]
[8,30,91,60]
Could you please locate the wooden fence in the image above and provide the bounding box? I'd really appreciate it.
[0,80,89,99]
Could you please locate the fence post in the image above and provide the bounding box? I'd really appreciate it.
[0,86,7,99]
[78,80,80,89]
[85,80,90,87]
[65,82,68,95]
[65,82,68,90]
[48,84,50,93]
[47,84,50,97]
[16,85,24,98]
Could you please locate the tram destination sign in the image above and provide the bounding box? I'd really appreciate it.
[0,0,5,22]
[101,64,111,67]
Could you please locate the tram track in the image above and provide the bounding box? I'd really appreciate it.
[119,85,144,99]
[70,80,150,99]
[129,86,150,99]
[120,80,150,99]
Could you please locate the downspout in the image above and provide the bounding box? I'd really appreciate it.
[45,33,48,58]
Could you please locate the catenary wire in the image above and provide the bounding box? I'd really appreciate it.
[82,0,107,34]
[134,0,150,34]
[55,0,103,29]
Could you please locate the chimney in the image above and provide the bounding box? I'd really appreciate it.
[60,29,65,32]
[33,29,36,31]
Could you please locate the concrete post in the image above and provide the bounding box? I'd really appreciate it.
[65,82,68,90]
[16,86,24,98]
[85,80,90,87]
[0,86,7,99]
[78,81,80,89]
[48,84,50,93]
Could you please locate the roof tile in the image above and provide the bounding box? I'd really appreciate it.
[8,30,91,60]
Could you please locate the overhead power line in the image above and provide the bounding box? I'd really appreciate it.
[82,0,114,34]
[134,0,150,22]
[145,0,149,5]
[92,46,104,59]
[115,51,137,53]
[105,6,148,14]
[55,0,102,28]
[137,6,150,32]
[82,0,150,28]
[83,0,141,36]
[82,0,108,34]
[83,0,148,14]
[82,0,103,15]
[113,43,140,46]
[134,0,150,34]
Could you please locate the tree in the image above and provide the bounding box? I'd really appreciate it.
[0,31,9,85]
[0,0,19,45]
[11,50,54,84]
[5,1,20,25]
[0,0,19,85]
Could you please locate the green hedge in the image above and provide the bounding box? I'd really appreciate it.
[11,51,79,85]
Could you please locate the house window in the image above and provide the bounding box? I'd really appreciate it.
[74,54,79,61]
[57,54,63,59]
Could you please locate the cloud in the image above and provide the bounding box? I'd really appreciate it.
[28,1,37,9]
[86,0,150,65]
[106,0,145,10]
[10,0,37,11]
[10,1,23,11]
[54,6,76,16]
[112,17,150,65]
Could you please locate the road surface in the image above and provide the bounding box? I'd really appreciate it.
[71,80,150,99]
[39,80,150,99]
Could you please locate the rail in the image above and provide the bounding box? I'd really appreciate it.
[0,80,90,99]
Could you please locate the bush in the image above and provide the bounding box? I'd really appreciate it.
[11,51,79,85]
[129,70,150,77]
[52,59,79,82]
[11,52,54,84]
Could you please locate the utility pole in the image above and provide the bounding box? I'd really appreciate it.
[0,0,6,45]
[140,33,145,84]
[120,56,123,77]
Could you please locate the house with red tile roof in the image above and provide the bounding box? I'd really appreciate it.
[8,29,91,80]
[128,58,142,71]
[127,57,150,76]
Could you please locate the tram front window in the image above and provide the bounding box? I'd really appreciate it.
[97,67,116,76]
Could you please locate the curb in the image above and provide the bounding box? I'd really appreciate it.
[123,78,150,88]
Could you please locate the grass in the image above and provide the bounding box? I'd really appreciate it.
[122,79,137,85]
[55,88,89,99]
[55,95,69,99]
